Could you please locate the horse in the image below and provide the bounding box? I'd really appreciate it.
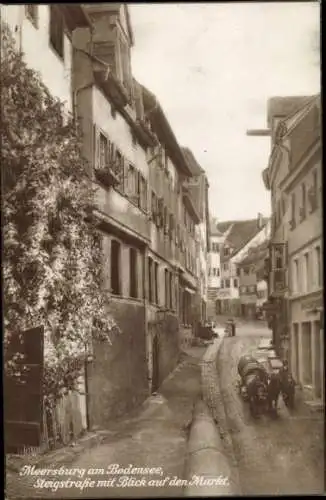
[280,373,296,409]
[266,372,282,416]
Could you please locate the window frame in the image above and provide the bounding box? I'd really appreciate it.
[110,239,121,296]
[129,248,138,299]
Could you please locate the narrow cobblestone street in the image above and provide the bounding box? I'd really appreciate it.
[218,324,324,496]
[6,348,205,499]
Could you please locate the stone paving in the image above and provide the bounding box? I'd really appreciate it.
[5,345,206,499]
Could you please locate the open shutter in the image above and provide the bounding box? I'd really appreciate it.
[136,170,141,207]
[93,125,100,172]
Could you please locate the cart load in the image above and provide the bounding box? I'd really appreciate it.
[237,354,269,402]
[237,354,268,380]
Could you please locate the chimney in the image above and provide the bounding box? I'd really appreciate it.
[257,212,263,229]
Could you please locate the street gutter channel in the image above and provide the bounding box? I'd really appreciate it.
[201,339,242,495]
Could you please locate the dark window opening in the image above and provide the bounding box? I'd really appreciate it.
[129,248,138,298]
[148,257,153,303]
[165,269,169,308]
[111,240,121,295]
[49,6,64,59]
[154,262,159,304]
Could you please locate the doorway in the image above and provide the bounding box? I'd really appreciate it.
[314,321,322,398]
[152,334,160,393]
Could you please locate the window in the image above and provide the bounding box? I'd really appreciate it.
[315,246,322,288]
[223,263,229,271]
[154,262,159,304]
[300,183,306,221]
[151,191,157,218]
[111,240,121,295]
[213,268,216,276]
[303,252,309,292]
[292,259,299,293]
[138,174,147,211]
[225,279,230,288]
[114,150,124,187]
[233,278,238,288]
[127,165,139,203]
[129,248,138,298]
[249,285,256,293]
[240,285,247,294]
[164,269,169,308]
[308,170,319,213]
[290,192,296,230]
[217,268,220,277]
[169,272,173,309]
[49,6,64,59]
[99,133,108,169]
[223,247,230,257]
[244,267,250,276]
[212,242,219,253]
[148,257,153,303]
[236,267,240,277]
[25,5,38,27]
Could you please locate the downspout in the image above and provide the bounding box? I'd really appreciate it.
[143,243,151,395]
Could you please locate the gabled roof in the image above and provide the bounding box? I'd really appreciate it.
[238,239,269,267]
[218,218,269,260]
[141,85,193,177]
[282,95,320,137]
[210,218,223,236]
[267,96,313,128]
[182,147,205,176]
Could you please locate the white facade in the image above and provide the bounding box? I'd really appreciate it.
[256,279,268,306]
[196,216,209,306]
[216,219,271,310]
[2,5,74,115]
[208,234,224,289]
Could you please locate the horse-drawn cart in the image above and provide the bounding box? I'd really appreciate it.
[237,350,296,417]
[237,354,269,404]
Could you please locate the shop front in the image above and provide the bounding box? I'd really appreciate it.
[290,290,324,401]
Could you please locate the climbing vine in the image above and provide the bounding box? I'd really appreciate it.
[2,22,120,408]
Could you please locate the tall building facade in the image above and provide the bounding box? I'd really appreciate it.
[2,4,211,427]
[215,217,269,316]
[260,95,322,405]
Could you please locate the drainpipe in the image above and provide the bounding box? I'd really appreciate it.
[143,244,151,395]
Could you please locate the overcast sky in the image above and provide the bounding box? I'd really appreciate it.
[129,2,320,222]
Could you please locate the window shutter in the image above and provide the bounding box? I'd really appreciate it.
[136,170,141,206]
[93,125,100,171]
